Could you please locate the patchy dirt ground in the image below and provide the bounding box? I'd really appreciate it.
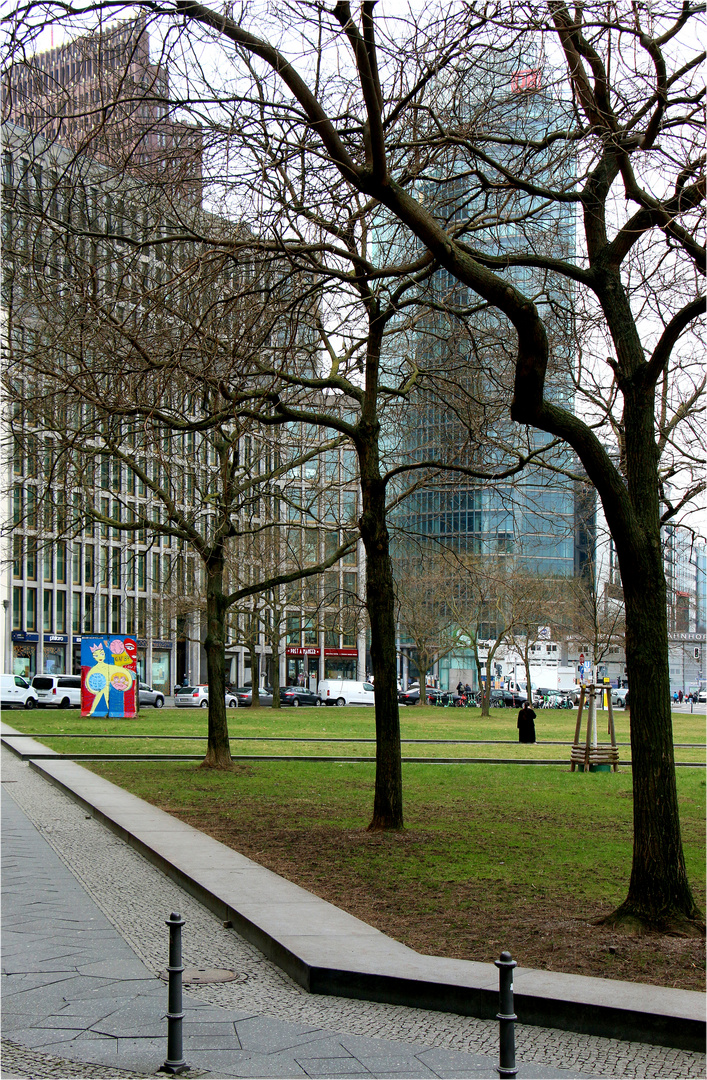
[159,803,705,993]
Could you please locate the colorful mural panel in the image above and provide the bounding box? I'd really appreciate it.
[80,636,138,717]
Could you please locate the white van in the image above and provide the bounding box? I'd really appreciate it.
[31,674,82,708]
[317,680,375,706]
[0,674,38,709]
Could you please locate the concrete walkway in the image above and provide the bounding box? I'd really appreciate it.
[2,737,705,1078]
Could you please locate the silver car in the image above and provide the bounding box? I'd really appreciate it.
[174,685,238,708]
[138,682,165,708]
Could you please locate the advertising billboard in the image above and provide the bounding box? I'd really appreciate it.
[81,636,138,718]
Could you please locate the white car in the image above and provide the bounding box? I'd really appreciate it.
[611,687,629,706]
[0,674,38,709]
[174,684,238,708]
[31,673,82,708]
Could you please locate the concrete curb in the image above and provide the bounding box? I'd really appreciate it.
[2,727,704,1055]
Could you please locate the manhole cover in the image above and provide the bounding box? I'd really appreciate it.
[159,968,246,985]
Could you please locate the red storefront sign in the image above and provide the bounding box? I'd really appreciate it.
[324,648,359,657]
[286,646,320,657]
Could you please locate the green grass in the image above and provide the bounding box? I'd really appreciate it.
[6,704,705,763]
[82,758,706,911]
[5,704,705,987]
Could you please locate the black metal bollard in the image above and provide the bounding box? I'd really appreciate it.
[160,912,188,1075]
[495,951,518,1078]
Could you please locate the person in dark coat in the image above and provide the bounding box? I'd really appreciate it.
[517,701,537,744]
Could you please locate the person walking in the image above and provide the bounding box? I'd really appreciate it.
[517,701,537,744]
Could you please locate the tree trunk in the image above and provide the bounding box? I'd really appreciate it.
[271,624,281,708]
[475,648,490,716]
[524,651,533,705]
[248,639,261,707]
[200,551,233,769]
[359,439,403,830]
[610,501,700,925]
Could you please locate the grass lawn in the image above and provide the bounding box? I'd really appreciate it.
[5,704,705,991]
[5,702,706,762]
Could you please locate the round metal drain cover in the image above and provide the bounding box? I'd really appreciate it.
[159,968,245,985]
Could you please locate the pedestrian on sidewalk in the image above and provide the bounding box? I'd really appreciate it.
[517,701,537,744]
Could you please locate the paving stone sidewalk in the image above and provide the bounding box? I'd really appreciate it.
[2,749,704,1079]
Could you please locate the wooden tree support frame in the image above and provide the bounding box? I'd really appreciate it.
[570,683,619,772]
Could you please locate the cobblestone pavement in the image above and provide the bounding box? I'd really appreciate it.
[2,749,704,1080]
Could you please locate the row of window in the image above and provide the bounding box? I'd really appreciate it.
[12,586,162,637]
[12,538,198,591]
[13,584,360,647]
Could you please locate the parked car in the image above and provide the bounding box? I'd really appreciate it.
[279,686,322,707]
[232,686,274,707]
[31,673,82,708]
[174,685,239,708]
[317,679,376,706]
[0,673,38,709]
[398,686,421,705]
[138,682,164,708]
[611,687,629,707]
[696,689,706,704]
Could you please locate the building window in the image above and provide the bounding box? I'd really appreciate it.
[99,593,109,633]
[138,552,146,590]
[27,587,37,630]
[56,542,66,583]
[43,589,53,632]
[13,485,22,525]
[83,593,93,633]
[26,487,37,529]
[126,595,135,634]
[72,592,81,634]
[111,548,121,588]
[324,611,338,649]
[343,572,357,602]
[13,586,23,629]
[56,591,66,633]
[343,532,357,565]
[84,544,94,585]
[111,596,121,634]
[137,596,146,636]
[13,535,22,577]
[286,613,300,645]
[72,545,81,584]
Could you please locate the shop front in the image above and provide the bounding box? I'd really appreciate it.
[135,639,148,683]
[324,647,358,680]
[43,635,68,674]
[286,646,320,689]
[11,631,38,678]
[151,641,172,695]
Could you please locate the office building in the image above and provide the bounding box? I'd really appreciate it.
[3,15,202,200]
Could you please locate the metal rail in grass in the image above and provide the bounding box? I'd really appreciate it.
[6,733,706,747]
[5,746,706,766]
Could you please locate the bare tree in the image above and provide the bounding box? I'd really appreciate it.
[4,0,704,922]
[2,143,353,764]
[394,544,460,691]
